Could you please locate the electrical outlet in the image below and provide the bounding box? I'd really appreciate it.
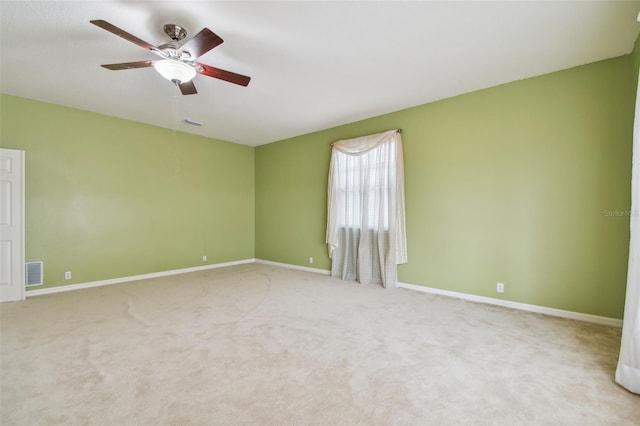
[497,282,504,293]
[65,271,72,280]
[202,255,207,262]
[309,257,314,264]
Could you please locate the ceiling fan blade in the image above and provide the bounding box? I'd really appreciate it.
[179,81,198,95]
[178,28,223,59]
[196,63,251,87]
[90,20,156,52]
[100,60,155,70]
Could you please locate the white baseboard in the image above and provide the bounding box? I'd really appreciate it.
[255,259,331,275]
[253,259,622,328]
[25,259,256,298]
[25,257,623,328]
[397,282,623,328]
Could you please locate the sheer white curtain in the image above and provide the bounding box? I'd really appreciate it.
[615,74,640,394]
[326,129,407,288]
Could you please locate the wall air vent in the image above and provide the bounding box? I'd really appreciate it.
[25,261,43,287]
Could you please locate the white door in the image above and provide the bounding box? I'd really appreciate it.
[0,148,25,302]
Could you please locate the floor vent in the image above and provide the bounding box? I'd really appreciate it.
[25,261,43,287]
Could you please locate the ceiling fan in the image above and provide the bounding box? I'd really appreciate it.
[90,19,251,95]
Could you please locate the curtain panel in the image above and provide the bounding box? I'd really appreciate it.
[615,72,640,394]
[326,129,407,288]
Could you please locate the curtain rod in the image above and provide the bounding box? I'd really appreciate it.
[330,129,402,146]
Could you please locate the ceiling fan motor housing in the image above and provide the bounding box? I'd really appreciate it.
[157,44,192,61]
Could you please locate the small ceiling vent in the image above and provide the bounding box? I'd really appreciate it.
[25,261,43,287]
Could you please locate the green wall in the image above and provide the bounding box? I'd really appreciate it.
[0,94,255,290]
[632,35,640,93]
[1,51,635,319]
[255,55,635,319]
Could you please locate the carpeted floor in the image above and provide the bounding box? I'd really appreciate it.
[1,263,638,425]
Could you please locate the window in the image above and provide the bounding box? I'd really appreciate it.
[326,129,407,288]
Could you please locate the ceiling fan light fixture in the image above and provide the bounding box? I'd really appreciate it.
[153,59,197,84]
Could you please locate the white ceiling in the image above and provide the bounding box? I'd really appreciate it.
[1,1,639,147]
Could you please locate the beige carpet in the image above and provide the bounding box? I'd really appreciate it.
[1,263,638,425]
